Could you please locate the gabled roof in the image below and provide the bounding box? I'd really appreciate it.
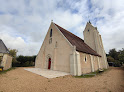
[0,39,9,53]
[54,23,101,57]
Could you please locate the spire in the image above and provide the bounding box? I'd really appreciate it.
[89,20,91,24]
[51,19,53,22]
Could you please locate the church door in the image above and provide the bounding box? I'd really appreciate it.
[48,58,51,69]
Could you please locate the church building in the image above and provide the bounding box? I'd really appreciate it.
[35,21,108,76]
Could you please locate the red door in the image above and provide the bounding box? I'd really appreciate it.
[48,58,51,69]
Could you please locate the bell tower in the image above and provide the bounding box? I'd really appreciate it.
[83,21,108,69]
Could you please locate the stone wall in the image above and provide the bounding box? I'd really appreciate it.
[1,54,12,70]
[35,22,73,73]
[79,52,100,74]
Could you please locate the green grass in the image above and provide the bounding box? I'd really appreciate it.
[75,68,109,78]
[75,74,95,78]
[0,67,16,75]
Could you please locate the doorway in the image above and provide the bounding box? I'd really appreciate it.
[48,58,51,69]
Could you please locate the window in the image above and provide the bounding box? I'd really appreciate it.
[50,29,52,37]
[55,41,57,48]
[49,38,52,44]
[84,56,87,62]
[49,29,52,44]
[88,29,89,32]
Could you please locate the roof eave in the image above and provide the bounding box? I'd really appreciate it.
[76,50,101,57]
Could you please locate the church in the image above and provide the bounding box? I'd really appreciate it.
[35,21,108,76]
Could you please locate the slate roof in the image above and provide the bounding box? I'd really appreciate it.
[54,23,101,57]
[0,39,9,53]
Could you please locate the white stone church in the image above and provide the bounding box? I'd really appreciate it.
[35,21,108,76]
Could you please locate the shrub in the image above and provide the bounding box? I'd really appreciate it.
[114,61,122,67]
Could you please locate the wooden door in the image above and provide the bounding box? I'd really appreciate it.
[48,58,51,69]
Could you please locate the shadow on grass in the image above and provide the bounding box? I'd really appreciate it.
[75,68,109,78]
[0,67,16,75]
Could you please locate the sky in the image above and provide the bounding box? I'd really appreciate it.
[0,0,124,56]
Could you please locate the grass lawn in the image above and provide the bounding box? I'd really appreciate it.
[75,68,109,78]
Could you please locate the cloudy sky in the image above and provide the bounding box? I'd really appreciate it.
[0,0,124,56]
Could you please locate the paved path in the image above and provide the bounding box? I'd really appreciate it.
[0,67,124,92]
[24,68,70,78]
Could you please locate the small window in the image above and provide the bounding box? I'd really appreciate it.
[88,29,89,32]
[49,38,52,44]
[55,41,57,48]
[50,29,52,37]
[84,56,87,62]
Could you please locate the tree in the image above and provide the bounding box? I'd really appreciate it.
[32,55,36,62]
[109,48,119,60]
[107,56,115,62]
[16,55,27,65]
[118,48,124,64]
[107,48,124,67]
[16,55,36,66]
[9,49,18,62]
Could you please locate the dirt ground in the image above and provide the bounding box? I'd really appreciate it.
[0,67,124,92]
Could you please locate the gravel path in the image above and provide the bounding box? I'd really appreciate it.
[0,67,124,92]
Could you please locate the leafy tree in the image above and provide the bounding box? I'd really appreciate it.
[109,48,119,60]
[118,48,124,64]
[16,55,27,65]
[108,48,124,67]
[107,56,115,62]
[32,55,36,62]
[9,49,18,57]
[9,49,18,62]
[16,55,36,66]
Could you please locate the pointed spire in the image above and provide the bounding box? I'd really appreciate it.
[89,20,91,24]
[51,19,53,22]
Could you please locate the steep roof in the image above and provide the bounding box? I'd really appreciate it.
[0,39,9,53]
[54,23,101,57]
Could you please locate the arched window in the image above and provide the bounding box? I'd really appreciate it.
[50,29,52,37]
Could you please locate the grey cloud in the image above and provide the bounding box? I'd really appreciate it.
[0,0,124,55]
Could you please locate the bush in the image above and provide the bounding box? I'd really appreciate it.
[22,61,34,67]
[13,55,36,67]
[114,61,122,67]
[107,56,115,62]
[12,61,21,67]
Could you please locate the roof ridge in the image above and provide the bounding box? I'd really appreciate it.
[53,22,101,57]
[54,23,84,42]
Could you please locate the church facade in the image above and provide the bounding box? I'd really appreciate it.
[35,21,108,76]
